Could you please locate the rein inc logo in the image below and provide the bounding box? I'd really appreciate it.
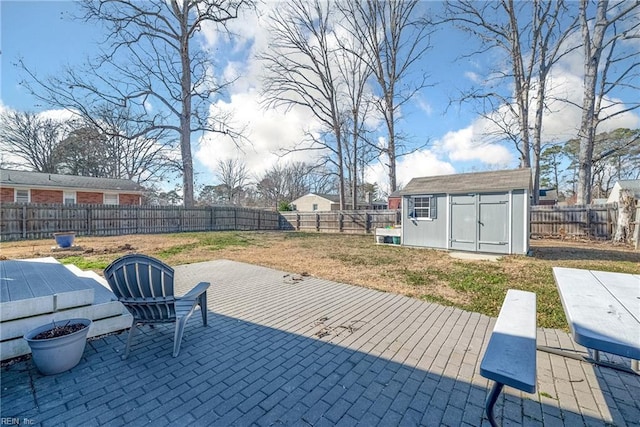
[1,419,34,425]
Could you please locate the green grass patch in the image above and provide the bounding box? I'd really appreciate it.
[59,256,110,270]
[157,232,252,257]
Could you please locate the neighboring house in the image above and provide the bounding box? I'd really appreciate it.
[388,190,402,210]
[538,188,558,206]
[606,180,640,204]
[0,169,144,205]
[291,193,387,211]
[291,193,337,211]
[399,168,532,255]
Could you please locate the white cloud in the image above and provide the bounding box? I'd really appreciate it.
[437,125,514,165]
[195,90,324,181]
[464,71,481,83]
[365,150,456,195]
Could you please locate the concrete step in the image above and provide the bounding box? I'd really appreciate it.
[0,258,133,361]
[1,300,126,341]
[1,309,133,360]
[1,257,94,321]
[63,264,117,304]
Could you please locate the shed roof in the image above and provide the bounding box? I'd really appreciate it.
[0,169,145,193]
[400,168,531,195]
[616,179,640,193]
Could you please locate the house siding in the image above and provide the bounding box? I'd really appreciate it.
[32,189,63,204]
[0,188,14,203]
[0,186,141,205]
[388,197,401,210]
[77,192,103,204]
[119,194,141,205]
[401,194,448,248]
[292,194,336,212]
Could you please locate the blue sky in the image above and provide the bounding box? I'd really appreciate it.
[2,1,639,195]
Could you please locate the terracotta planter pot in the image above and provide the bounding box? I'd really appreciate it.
[24,318,91,375]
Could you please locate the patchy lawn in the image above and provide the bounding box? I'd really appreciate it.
[2,231,638,329]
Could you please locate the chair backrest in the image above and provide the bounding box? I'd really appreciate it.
[104,254,177,322]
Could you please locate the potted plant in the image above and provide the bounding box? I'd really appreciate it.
[23,318,92,375]
[53,231,76,248]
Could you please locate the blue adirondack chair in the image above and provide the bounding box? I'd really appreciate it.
[104,254,210,358]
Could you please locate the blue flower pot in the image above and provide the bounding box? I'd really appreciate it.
[53,232,75,248]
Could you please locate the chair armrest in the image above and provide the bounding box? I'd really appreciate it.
[181,282,210,300]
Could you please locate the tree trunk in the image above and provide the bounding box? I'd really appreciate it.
[179,5,195,208]
[613,188,634,242]
[576,0,608,205]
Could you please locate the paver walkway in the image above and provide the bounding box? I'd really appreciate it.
[2,260,639,426]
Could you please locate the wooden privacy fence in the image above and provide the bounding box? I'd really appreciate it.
[0,203,281,241]
[530,203,618,239]
[279,210,401,233]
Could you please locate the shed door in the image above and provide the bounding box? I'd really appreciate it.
[450,193,510,253]
[450,195,477,251]
[478,193,509,254]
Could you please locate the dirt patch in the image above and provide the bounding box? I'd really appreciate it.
[1,231,638,329]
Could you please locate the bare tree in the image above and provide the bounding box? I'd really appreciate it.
[260,0,349,208]
[575,0,639,204]
[0,110,71,173]
[55,126,110,177]
[445,0,578,204]
[215,158,249,205]
[92,106,177,185]
[256,161,319,208]
[336,32,375,209]
[19,0,252,207]
[340,0,432,193]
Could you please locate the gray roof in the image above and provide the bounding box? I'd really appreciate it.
[400,168,532,195]
[616,179,640,192]
[0,169,145,193]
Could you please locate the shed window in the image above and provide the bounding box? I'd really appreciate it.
[312,203,318,211]
[64,191,76,205]
[409,196,436,219]
[15,189,30,203]
[104,193,119,205]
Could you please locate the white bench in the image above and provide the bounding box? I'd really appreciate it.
[480,289,537,427]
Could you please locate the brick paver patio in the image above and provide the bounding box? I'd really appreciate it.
[2,260,639,426]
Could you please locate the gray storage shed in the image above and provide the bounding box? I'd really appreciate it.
[399,169,531,255]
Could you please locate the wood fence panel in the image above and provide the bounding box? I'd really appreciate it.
[0,203,282,241]
[530,204,617,239]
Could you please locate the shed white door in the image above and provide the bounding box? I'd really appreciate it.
[450,193,510,253]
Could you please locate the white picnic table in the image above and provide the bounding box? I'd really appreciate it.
[547,267,640,373]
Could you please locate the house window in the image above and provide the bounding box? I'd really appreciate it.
[63,191,77,205]
[312,203,318,211]
[410,196,436,219]
[104,193,119,205]
[15,189,30,203]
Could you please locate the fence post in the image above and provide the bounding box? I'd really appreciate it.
[635,200,640,250]
[296,213,300,230]
[22,205,27,239]
[316,213,320,231]
[339,212,344,232]
[366,212,371,233]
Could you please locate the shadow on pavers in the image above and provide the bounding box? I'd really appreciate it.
[2,312,636,426]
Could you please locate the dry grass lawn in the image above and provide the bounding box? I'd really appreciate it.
[2,231,638,329]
